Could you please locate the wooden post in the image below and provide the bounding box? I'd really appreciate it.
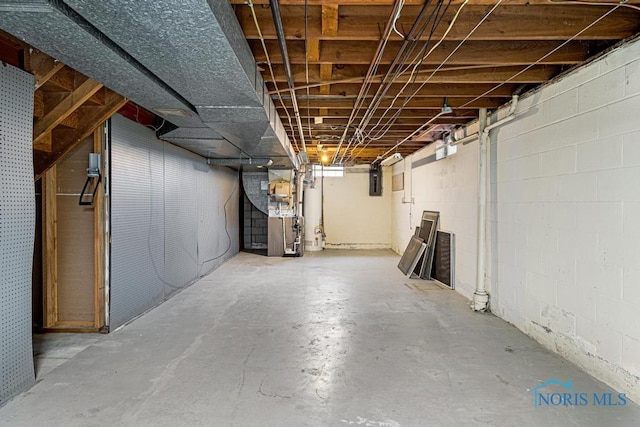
[42,166,58,327]
[93,125,106,330]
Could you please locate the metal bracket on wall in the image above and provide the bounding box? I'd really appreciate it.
[79,152,101,206]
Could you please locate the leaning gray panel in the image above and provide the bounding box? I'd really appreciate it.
[109,115,240,329]
[110,115,166,330]
[0,65,35,404]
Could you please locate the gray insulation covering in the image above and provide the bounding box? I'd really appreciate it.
[242,171,269,215]
[110,115,239,330]
[0,65,35,404]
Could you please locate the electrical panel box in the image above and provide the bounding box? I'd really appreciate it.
[369,164,382,196]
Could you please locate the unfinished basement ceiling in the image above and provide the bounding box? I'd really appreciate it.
[232,0,640,164]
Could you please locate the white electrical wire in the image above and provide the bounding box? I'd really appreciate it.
[345,0,502,163]
[248,1,300,152]
[304,0,313,142]
[340,0,451,163]
[331,0,405,163]
[364,0,469,139]
[549,0,640,11]
[459,3,622,109]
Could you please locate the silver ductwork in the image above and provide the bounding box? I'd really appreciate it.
[207,158,273,167]
[0,0,297,168]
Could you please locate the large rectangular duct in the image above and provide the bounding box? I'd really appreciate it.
[0,0,297,167]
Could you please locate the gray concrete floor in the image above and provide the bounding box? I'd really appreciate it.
[33,333,103,378]
[2,250,639,426]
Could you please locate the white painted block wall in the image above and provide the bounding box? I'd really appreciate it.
[490,38,640,402]
[324,166,392,249]
[390,37,640,402]
[391,143,479,299]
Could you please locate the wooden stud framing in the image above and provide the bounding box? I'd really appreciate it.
[321,5,339,36]
[93,125,106,331]
[33,78,103,148]
[42,166,58,328]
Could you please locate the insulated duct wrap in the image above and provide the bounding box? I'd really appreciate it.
[242,171,269,215]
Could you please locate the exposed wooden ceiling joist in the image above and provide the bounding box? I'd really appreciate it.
[265,64,560,84]
[252,39,592,65]
[237,5,640,41]
[234,0,640,163]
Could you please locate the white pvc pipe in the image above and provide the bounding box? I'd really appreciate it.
[448,95,519,148]
[473,108,489,312]
[472,95,519,312]
[304,175,323,251]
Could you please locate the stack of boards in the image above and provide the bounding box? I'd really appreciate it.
[397,210,455,289]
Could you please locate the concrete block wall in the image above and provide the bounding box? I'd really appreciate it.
[489,37,640,402]
[390,37,640,402]
[391,141,479,299]
[243,194,268,249]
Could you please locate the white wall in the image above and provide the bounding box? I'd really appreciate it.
[490,38,640,402]
[391,37,640,402]
[324,166,392,249]
[391,143,479,298]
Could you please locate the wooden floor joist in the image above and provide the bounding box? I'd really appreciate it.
[233,0,640,162]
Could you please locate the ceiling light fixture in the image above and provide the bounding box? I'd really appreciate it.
[441,97,453,114]
[380,152,403,166]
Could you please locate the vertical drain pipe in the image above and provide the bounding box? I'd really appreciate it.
[270,0,307,153]
[473,108,489,312]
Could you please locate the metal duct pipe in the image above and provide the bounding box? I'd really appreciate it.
[207,158,273,167]
[269,0,306,153]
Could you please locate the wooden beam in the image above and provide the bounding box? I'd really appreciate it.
[33,78,103,149]
[33,132,53,152]
[310,116,473,125]
[93,125,106,331]
[283,82,518,98]
[232,0,640,5]
[276,96,503,109]
[319,63,333,95]
[307,39,320,62]
[266,64,558,84]
[237,5,640,41]
[24,49,67,88]
[34,89,127,180]
[251,39,590,65]
[42,167,58,328]
[34,90,45,118]
[44,66,76,92]
[289,107,479,117]
[321,4,339,36]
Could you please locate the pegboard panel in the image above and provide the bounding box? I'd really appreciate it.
[109,114,239,330]
[110,115,165,330]
[0,65,36,404]
[163,144,199,293]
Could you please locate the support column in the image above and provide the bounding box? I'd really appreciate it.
[473,108,489,311]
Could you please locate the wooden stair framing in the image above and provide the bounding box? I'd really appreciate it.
[24,48,128,180]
